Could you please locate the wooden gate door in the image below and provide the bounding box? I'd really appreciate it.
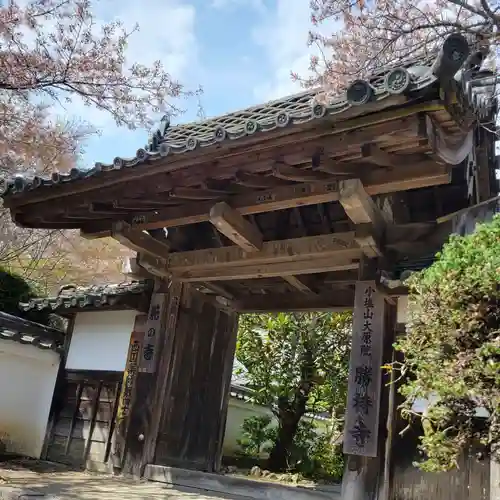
[45,371,122,472]
[154,287,238,472]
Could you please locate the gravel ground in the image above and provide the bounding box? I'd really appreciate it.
[0,459,246,500]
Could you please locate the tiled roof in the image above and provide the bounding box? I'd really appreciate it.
[19,280,151,314]
[0,311,64,352]
[1,52,441,198]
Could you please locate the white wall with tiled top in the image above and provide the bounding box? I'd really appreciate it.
[66,310,137,372]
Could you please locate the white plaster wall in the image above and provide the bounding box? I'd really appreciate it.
[0,341,59,458]
[66,310,137,372]
[222,399,328,457]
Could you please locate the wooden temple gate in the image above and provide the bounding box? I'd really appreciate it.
[2,34,498,499]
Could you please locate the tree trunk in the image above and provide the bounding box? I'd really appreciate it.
[267,415,300,472]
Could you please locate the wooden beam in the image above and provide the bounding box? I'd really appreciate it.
[209,202,263,252]
[340,178,388,257]
[234,171,287,188]
[112,221,170,258]
[272,164,333,183]
[167,232,358,271]
[196,282,235,300]
[168,187,227,200]
[235,292,354,313]
[282,275,316,294]
[340,178,386,229]
[81,161,450,238]
[361,143,399,167]
[171,257,359,282]
[137,249,358,282]
[354,224,383,258]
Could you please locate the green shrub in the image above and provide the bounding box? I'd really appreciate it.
[0,266,51,325]
[237,415,273,457]
[396,214,500,472]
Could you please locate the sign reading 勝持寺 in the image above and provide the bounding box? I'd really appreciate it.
[343,281,385,457]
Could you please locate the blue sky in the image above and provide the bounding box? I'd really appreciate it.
[73,0,325,167]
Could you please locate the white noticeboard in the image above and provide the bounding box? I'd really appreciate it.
[343,281,385,457]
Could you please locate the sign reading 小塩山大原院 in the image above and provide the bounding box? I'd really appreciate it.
[343,281,385,457]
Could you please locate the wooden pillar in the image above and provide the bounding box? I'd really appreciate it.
[121,279,172,477]
[341,260,397,500]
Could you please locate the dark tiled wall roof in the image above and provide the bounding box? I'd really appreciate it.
[0,311,64,352]
[19,280,151,314]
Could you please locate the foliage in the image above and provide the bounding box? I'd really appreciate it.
[237,416,273,458]
[236,312,351,471]
[302,0,498,92]
[0,0,191,289]
[236,415,344,481]
[0,266,51,325]
[395,215,500,472]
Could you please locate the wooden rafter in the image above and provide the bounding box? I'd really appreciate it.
[361,143,399,167]
[234,171,287,188]
[282,275,316,295]
[209,202,263,252]
[81,161,450,237]
[272,164,333,183]
[112,221,170,258]
[169,187,226,200]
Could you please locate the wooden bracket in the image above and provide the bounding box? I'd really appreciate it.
[209,201,263,252]
[340,178,388,257]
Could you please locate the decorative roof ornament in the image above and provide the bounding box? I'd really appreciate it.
[148,114,171,153]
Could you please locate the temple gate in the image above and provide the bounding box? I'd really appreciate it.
[2,34,498,499]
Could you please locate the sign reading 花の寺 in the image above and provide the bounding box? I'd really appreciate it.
[343,281,385,457]
[139,292,168,373]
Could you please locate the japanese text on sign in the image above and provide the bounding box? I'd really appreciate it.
[139,293,167,373]
[343,282,385,457]
[117,314,146,421]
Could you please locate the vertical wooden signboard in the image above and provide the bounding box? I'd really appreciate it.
[343,281,385,457]
[139,292,168,373]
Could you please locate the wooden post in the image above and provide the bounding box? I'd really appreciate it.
[491,455,500,500]
[121,280,170,477]
[141,280,183,468]
[113,313,147,469]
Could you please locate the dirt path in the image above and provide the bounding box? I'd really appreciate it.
[0,460,245,500]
